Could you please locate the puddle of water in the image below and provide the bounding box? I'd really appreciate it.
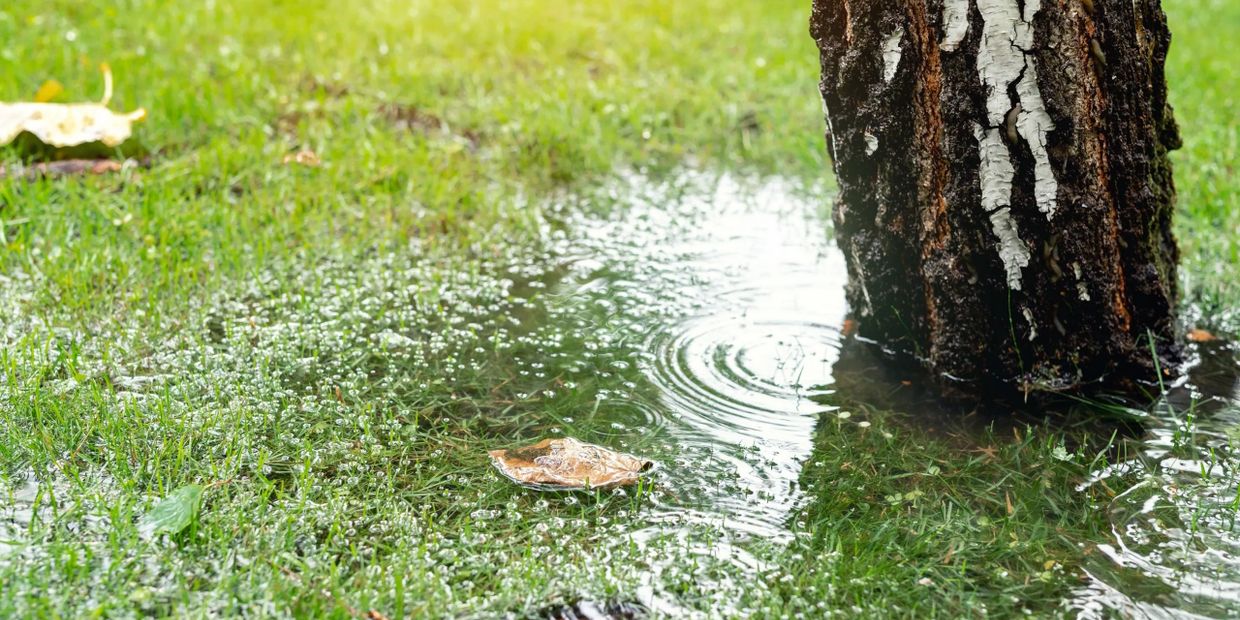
[537,173,844,540]
[468,172,846,615]
[0,470,117,561]
[0,477,41,557]
[1072,341,1240,619]
[539,172,1240,617]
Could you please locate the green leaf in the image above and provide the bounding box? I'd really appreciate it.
[139,484,203,538]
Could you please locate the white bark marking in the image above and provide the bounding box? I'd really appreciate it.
[1022,307,1038,341]
[942,0,971,51]
[975,123,1031,290]
[882,27,904,82]
[989,208,1030,290]
[1072,261,1090,301]
[975,124,1013,210]
[977,0,1037,125]
[864,131,879,155]
[1016,69,1059,218]
[974,0,1060,289]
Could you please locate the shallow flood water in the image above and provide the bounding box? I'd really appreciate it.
[531,172,1240,616]
[1073,341,1240,618]
[514,172,849,613]
[3,171,1240,617]
[541,173,846,539]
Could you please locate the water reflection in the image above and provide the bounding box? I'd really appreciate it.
[1073,340,1240,618]
[544,173,844,539]
[545,172,1240,616]
[636,212,848,537]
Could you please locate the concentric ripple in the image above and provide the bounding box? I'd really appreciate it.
[650,318,841,443]
[639,314,844,536]
[548,173,851,537]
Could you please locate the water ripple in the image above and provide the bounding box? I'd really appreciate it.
[552,172,849,538]
[1073,342,1240,618]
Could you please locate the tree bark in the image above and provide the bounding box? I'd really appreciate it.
[810,0,1181,399]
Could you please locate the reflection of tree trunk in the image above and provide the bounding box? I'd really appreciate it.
[821,338,1148,439]
[811,0,1182,398]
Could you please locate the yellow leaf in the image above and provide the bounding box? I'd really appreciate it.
[34,79,64,103]
[0,65,145,149]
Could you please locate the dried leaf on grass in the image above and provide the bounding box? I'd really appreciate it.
[282,149,321,167]
[0,158,130,181]
[0,64,146,149]
[489,437,652,490]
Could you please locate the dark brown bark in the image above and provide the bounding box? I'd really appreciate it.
[810,0,1181,399]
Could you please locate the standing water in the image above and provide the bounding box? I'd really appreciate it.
[524,172,1240,616]
[1072,341,1240,618]
[4,171,1239,617]
[544,173,845,537]
[504,172,850,612]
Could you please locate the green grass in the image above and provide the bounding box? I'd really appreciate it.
[1167,0,1240,331]
[1,0,1238,618]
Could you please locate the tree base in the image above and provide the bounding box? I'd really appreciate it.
[812,0,1182,399]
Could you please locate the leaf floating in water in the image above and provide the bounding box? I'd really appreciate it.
[488,437,652,490]
[1187,328,1218,343]
[139,484,203,538]
[0,64,146,149]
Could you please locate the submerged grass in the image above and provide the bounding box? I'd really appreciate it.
[1,0,1238,618]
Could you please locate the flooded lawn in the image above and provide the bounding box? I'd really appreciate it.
[3,172,1238,617]
[1073,344,1240,618]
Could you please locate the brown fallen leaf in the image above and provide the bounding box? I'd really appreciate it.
[282,149,321,167]
[488,437,652,490]
[1187,328,1218,343]
[0,64,146,149]
[0,158,126,181]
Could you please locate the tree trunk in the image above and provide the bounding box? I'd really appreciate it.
[810,0,1182,399]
